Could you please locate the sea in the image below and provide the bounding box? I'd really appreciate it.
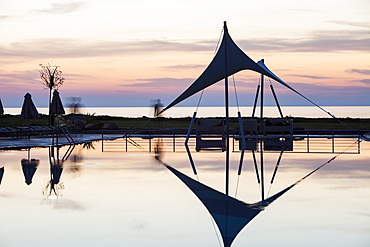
[4,105,370,118]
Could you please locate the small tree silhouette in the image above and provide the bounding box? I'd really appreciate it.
[39,64,65,126]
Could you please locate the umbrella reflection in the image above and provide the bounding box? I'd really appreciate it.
[0,98,4,115]
[21,148,39,185]
[0,167,4,185]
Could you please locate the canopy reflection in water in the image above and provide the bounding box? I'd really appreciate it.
[162,150,336,247]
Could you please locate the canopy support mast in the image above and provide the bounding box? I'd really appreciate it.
[224,21,230,196]
[259,59,265,202]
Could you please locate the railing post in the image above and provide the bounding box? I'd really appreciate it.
[101,134,104,152]
[358,132,361,154]
[149,134,151,152]
[125,135,128,152]
[307,132,310,153]
[173,132,175,152]
[232,134,235,152]
[332,131,335,153]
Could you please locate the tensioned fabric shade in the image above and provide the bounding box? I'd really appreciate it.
[162,22,336,121]
[162,22,286,113]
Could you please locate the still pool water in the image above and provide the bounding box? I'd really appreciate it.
[0,137,369,247]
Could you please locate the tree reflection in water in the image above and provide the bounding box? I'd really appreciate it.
[42,140,76,202]
[42,146,64,202]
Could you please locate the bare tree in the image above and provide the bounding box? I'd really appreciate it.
[39,64,65,126]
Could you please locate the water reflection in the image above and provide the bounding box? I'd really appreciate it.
[0,166,4,185]
[164,135,363,247]
[42,136,76,201]
[0,138,369,247]
[42,146,65,200]
[154,138,165,162]
[68,144,84,174]
[21,158,39,185]
[20,148,39,185]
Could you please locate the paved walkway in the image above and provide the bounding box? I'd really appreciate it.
[0,133,124,150]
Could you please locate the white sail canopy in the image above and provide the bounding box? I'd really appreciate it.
[163,22,286,112]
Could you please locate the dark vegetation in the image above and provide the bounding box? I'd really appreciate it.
[1,114,370,131]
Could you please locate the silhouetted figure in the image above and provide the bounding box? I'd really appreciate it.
[68,97,83,114]
[153,99,164,117]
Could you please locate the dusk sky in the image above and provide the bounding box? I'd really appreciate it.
[1,0,369,108]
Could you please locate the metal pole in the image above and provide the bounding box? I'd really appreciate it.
[224,21,230,196]
[173,132,175,152]
[259,62,265,202]
[332,132,335,153]
[260,61,265,132]
[252,85,260,118]
[185,112,198,175]
[49,88,52,126]
[149,134,151,152]
[358,132,360,154]
[232,134,235,152]
[101,134,104,152]
[125,135,128,152]
[307,132,310,153]
[270,84,284,118]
